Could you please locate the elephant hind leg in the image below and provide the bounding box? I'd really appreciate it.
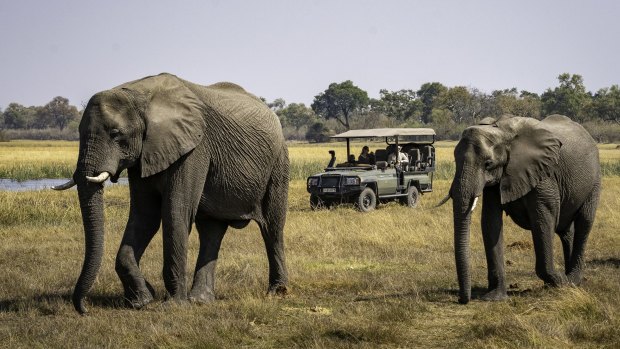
[567,185,601,285]
[527,185,566,286]
[559,223,575,274]
[257,148,289,296]
[189,216,228,304]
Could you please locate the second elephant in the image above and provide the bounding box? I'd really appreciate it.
[446,114,600,304]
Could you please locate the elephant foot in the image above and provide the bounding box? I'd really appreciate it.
[541,272,568,287]
[541,273,568,287]
[267,284,288,298]
[566,271,584,286]
[123,280,155,309]
[124,290,154,309]
[188,288,216,304]
[481,288,508,302]
[159,295,190,310]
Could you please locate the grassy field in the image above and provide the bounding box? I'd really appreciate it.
[0,141,619,348]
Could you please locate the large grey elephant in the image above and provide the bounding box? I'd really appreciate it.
[443,114,600,304]
[54,73,289,314]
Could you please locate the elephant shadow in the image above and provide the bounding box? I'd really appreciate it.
[352,287,534,304]
[0,293,126,314]
[588,257,620,268]
[420,286,535,303]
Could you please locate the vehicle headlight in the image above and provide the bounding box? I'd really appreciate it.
[308,177,319,186]
[344,177,360,185]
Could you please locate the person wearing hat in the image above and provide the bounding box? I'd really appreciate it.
[388,145,408,164]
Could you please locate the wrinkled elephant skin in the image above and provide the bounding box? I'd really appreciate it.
[57,73,289,314]
[449,115,600,304]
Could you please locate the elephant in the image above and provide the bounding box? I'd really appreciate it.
[53,73,289,314]
[442,114,601,304]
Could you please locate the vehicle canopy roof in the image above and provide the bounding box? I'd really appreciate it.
[332,128,436,144]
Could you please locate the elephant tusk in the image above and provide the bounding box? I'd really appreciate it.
[469,197,479,213]
[52,179,76,190]
[86,172,111,183]
[435,193,451,208]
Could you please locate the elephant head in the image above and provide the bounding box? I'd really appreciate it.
[54,73,206,313]
[449,115,561,303]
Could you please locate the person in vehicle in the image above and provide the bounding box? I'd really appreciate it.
[358,146,375,164]
[388,145,408,164]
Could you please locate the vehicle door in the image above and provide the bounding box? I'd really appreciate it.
[377,168,398,195]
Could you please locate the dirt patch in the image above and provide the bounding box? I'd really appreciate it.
[507,240,533,250]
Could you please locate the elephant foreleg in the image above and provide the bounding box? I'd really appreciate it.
[480,186,507,301]
[115,181,161,309]
[567,184,600,285]
[189,217,228,303]
[161,147,210,302]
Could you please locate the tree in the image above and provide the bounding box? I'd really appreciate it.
[436,86,484,124]
[376,89,423,121]
[268,98,286,113]
[417,82,448,124]
[2,103,37,129]
[541,73,592,122]
[305,121,330,143]
[35,96,80,130]
[311,80,369,129]
[278,103,316,130]
[591,85,620,123]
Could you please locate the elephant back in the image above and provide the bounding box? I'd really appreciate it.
[540,114,598,160]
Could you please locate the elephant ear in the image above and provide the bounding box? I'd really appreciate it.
[139,77,207,177]
[499,119,562,204]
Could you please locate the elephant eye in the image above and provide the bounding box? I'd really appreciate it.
[110,128,121,139]
[485,159,495,170]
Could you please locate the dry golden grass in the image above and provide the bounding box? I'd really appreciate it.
[0,140,619,348]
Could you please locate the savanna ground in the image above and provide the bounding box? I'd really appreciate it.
[0,140,619,348]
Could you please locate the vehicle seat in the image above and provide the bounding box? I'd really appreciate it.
[422,146,434,167]
[375,149,387,162]
[408,148,422,171]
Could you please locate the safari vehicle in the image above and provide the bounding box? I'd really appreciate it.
[306,128,436,212]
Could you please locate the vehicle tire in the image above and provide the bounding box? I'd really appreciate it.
[310,194,325,210]
[400,186,419,208]
[356,187,377,212]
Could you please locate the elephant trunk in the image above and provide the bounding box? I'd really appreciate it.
[451,169,481,304]
[453,198,473,304]
[73,170,106,314]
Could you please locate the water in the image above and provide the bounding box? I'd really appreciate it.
[0,178,129,191]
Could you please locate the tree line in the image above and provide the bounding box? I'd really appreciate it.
[0,96,81,140]
[268,73,620,143]
[1,73,619,142]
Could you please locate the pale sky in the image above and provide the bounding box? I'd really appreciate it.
[1,0,619,109]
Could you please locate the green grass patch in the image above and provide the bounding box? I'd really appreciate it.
[0,163,75,181]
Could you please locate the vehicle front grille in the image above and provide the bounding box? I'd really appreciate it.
[320,176,340,187]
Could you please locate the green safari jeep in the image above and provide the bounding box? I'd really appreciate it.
[307,128,437,212]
